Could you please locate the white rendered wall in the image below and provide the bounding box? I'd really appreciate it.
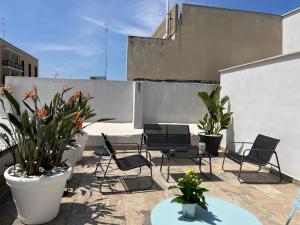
[5,77,133,123]
[283,9,300,54]
[142,81,217,124]
[221,53,300,181]
[5,77,215,125]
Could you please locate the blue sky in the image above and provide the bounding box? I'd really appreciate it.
[1,0,300,80]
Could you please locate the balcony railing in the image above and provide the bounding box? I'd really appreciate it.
[2,59,23,71]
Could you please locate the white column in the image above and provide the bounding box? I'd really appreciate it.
[132,81,143,129]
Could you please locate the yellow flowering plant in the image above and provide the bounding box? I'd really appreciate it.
[168,168,208,210]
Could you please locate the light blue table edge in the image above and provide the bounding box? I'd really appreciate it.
[151,196,263,225]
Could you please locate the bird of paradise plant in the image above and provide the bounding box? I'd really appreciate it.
[0,86,111,176]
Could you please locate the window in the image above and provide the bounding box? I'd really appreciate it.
[28,63,31,77]
[21,61,24,76]
[35,66,38,77]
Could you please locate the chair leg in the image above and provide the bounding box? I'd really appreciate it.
[99,157,113,192]
[274,152,282,184]
[222,154,226,171]
[256,165,262,172]
[286,207,297,225]
[238,161,244,184]
[149,165,154,188]
[94,161,100,175]
[160,154,164,172]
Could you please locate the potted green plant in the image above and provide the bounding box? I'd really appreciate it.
[0,86,99,224]
[65,90,95,162]
[168,168,208,219]
[197,86,232,156]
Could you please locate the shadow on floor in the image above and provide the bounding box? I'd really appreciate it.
[91,175,163,194]
[0,187,17,225]
[152,157,203,166]
[224,169,291,184]
[171,173,223,183]
[42,200,124,225]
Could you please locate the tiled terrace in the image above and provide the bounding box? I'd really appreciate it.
[1,147,299,225]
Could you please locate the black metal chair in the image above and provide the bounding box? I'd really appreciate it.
[95,133,153,193]
[222,134,282,184]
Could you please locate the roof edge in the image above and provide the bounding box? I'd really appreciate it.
[182,3,282,17]
[219,51,300,74]
[0,38,38,61]
[282,7,300,17]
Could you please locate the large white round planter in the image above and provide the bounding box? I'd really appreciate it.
[4,166,72,224]
[74,132,88,162]
[61,146,79,181]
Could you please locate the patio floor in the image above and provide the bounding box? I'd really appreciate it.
[1,147,299,225]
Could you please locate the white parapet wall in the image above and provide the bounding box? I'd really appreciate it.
[283,8,300,54]
[220,52,300,181]
[5,77,134,123]
[142,81,217,124]
[5,77,216,126]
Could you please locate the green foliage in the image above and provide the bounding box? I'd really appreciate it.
[197,86,232,135]
[168,168,208,210]
[0,87,111,176]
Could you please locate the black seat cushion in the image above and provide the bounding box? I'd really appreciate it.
[116,155,151,171]
[225,151,270,165]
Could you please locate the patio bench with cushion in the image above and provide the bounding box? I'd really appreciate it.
[140,124,198,152]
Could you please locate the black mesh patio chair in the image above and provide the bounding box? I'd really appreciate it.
[95,133,153,193]
[222,134,282,184]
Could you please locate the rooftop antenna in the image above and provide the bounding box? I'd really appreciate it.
[104,25,108,79]
[1,17,5,39]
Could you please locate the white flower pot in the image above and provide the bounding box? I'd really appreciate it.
[62,146,79,181]
[182,203,198,219]
[69,142,82,163]
[4,166,72,224]
[74,132,88,162]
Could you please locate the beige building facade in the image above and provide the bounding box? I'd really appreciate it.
[127,4,282,82]
[0,38,38,84]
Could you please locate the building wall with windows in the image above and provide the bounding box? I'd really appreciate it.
[0,38,38,84]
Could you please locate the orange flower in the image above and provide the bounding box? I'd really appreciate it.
[75,91,82,99]
[31,85,38,101]
[37,107,47,118]
[74,113,83,131]
[24,89,31,98]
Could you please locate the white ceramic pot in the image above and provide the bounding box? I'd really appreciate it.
[74,132,88,162]
[62,146,79,181]
[182,203,198,219]
[4,166,72,224]
[69,142,82,163]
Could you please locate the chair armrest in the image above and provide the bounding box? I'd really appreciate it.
[225,142,253,153]
[116,150,152,162]
[110,142,140,151]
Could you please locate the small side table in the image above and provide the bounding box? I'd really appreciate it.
[160,148,213,182]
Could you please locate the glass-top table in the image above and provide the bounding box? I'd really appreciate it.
[151,197,263,225]
[160,148,213,182]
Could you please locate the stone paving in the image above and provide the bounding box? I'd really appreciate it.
[0,147,299,225]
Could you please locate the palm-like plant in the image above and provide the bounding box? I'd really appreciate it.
[197,86,232,135]
[0,87,110,176]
